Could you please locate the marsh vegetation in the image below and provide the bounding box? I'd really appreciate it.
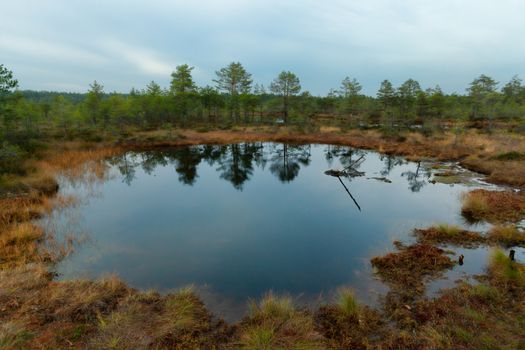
[2,64,525,348]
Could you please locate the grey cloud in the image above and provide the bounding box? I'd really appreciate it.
[1,0,524,95]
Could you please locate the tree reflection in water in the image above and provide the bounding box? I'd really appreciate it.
[108,143,430,192]
[269,144,311,182]
[401,162,432,192]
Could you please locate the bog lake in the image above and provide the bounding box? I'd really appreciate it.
[42,143,520,320]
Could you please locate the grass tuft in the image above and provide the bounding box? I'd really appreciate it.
[239,293,323,349]
[488,225,525,246]
[461,189,525,223]
[239,325,275,349]
[489,249,525,287]
[249,293,295,321]
[461,192,490,221]
[336,288,359,318]
[468,284,500,301]
[435,224,461,236]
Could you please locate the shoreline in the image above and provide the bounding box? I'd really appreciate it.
[1,127,525,348]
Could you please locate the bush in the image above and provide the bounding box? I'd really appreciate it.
[0,142,26,174]
[492,151,525,161]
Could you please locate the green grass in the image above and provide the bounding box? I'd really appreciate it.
[0,322,34,349]
[490,249,525,284]
[240,293,324,349]
[468,284,499,301]
[249,293,294,320]
[461,308,485,322]
[239,326,275,349]
[492,151,525,161]
[433,174,463,184]
[435,224,462,237]
[162,288,199,330]
[452,327,474,342]
[336,288,359,318]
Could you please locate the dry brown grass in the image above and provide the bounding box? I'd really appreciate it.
[371,243,456,289]
[406,281,525,350]
[370,243,457,330]
[0,259,524,349]
[0,192,81,268]
[487,225,525,246]
[461,189,525,223]
[0,194,53,268]
[0,223,44,267]
[414,225,485,247]
[0,193,51,225]
[34,143,121,183]
[0,269,130,348]
[314,288,383,349]
[462,157,525,187]
[2,127,525,348]
[0,142,119,269]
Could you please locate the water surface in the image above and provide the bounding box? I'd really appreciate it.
[48,143,512,320]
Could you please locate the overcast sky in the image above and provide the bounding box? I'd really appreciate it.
[1,0,524,95]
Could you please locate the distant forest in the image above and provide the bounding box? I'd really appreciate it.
[18,91,104,104]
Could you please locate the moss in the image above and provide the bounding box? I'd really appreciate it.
[371,243,456,291]
[433,174,464,184]
[433,170,457,177]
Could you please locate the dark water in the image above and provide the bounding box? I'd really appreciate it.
[47,143,518,320]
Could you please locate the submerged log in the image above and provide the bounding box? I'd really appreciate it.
[369,177,392,183]
[324,169,365,178]
[324,169,345,177]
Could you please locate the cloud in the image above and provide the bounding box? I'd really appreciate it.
[100,40,177,76]
[0,34,107,65]
[1,0,524,94]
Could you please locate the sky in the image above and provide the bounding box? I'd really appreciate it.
[1,0,524,95]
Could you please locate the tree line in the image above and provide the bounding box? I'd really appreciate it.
[1,62,525,145]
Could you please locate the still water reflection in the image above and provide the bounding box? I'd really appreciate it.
[52,143,498,320]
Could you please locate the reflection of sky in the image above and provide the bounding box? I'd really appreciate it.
[51,143,514,321]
